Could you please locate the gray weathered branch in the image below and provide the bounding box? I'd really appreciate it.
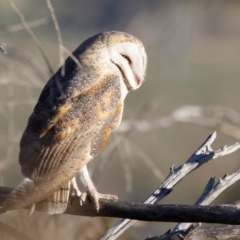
[1,190,240,225]
[101,132,240,240]
[147,225,240,240]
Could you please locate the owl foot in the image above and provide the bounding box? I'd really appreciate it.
[70,178,82,206]
[80,189,118,211]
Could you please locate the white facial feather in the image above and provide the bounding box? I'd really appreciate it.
[109,42,147,91]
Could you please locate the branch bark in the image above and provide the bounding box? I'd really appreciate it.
[1,190,240,225]
[101,132,240,240]
[147,225,240,240]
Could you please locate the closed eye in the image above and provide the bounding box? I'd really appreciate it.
[121,54,131,64]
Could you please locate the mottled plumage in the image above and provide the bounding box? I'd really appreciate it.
[3,31,147,214]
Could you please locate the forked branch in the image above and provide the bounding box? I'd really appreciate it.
[101,132,240,240]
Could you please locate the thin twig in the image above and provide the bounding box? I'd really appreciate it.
[4,45,48,82]
[8,0,53,75]
[118,105,240,140]
[0,44,7,54]
[171,167,240,233]
[46,0,65,76]
[5,17,49,32]
[61,45,82,68]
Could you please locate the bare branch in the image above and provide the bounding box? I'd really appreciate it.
[101,132,240,240]
[172,167,240,233]
[1,191,240,226]
[147,226,240,240]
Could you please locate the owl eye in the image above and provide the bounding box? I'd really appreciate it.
[121,54,131,64]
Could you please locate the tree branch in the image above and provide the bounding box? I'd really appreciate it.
[147,225,240,240]
[101,132,240,240]
[1,192,240,225]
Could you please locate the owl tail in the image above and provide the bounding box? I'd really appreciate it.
[3,178,36,210]
[36,181,70,215]
[3,178,70,215]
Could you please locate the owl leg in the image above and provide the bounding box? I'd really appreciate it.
[70,177,81,196]
[79,165,118,211]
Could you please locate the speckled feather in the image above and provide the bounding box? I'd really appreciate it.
[3,31,146,213]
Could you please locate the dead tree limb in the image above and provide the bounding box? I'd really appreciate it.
[101,132,240,240]
[1,190,240,225]
[146,225,240,240]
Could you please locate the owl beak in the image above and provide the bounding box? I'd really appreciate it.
[135,75,143,88]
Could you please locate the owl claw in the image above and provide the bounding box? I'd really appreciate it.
[79,189,118,211]
[79,191,88,207]
[70,185,81,206]
[70,194,79,206]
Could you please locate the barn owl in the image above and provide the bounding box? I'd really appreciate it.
[3,31,147,214]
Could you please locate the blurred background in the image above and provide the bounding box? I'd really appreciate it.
[1,0,240,239]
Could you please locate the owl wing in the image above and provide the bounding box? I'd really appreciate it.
[24,50,96,140]
[25,64,78,140]
[19,70,123,181]
[20,80,90,176]
[6,69,123,210]
[19,51,84,171]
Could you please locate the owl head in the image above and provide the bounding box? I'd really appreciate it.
[77,31,147,92]
[107,31,147,91]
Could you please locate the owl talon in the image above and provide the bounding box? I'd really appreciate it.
[71,194,79,206]
[79,189,118,211]
[71,178,82,206]
[79,191,88,207]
